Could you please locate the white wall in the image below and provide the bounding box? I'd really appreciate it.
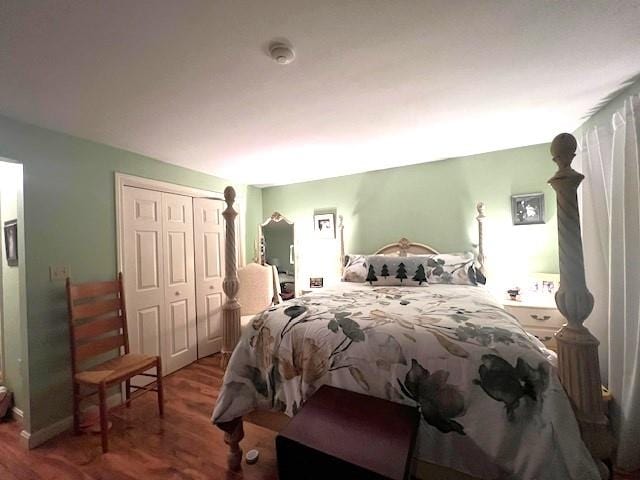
[0,160,24,410]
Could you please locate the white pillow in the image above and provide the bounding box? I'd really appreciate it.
[426,252,481,285]
[342,254,367,282]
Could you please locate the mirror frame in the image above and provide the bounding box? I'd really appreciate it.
[258,211,294,266]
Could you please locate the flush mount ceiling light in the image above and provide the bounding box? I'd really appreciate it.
[269,42,295,65]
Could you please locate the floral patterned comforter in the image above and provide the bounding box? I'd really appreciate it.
[212,284,598,479]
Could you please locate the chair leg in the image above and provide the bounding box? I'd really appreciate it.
[156,359,164,418]
[72,382,81,435]
[98,384,109,453]
[125,379,131,408]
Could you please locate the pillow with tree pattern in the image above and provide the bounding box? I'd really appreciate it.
[364,255,430,286]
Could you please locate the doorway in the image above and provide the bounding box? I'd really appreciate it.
[0,159,24,418]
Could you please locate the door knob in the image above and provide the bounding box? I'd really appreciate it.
[175,291,181,296]
[209,285,214,290]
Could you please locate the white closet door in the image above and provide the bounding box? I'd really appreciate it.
[122,187,164,373]
[193,198,225,358]
[162,193,198,374]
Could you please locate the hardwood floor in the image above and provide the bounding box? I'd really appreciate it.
[1,354,638,480]
[0,354,278,480]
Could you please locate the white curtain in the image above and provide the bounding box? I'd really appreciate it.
[579,94,640,472]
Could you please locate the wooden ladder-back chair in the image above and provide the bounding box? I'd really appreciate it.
[66,273,164,453]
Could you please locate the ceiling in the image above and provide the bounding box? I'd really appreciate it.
[1,1,639,187]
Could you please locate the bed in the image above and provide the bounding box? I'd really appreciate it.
[212,133,613,479]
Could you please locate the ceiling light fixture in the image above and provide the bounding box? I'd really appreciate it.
[269,42,295,65]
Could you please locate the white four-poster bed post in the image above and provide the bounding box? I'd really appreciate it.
[475,202,486,276]
[549,133,613,476]
[221,186,241,370]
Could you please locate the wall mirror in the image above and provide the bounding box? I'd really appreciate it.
[260,212,295,300]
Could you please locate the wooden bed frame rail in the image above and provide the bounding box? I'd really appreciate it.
[219,133,612,477]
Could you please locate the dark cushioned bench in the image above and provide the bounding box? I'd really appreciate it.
[276,385,419,480]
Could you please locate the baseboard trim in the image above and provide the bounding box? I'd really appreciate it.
[11,406,24,422]
[19,429,30,449]
[21,393,122,449]
[22,415,72,449]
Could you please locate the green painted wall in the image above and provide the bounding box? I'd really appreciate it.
[0,114,260,432]
[262,143,559,289]
[0,161,24,410]
[244,185,263,263]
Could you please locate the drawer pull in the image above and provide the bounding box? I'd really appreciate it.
[535,335,553,342]
[530,314,551,321]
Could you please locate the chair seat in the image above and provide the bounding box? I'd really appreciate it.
[75,353,157,385]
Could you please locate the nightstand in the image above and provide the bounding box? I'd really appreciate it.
[503,295,564,351]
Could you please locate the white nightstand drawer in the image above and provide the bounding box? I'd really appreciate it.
[504,305,565,330]
[524,326,559,351]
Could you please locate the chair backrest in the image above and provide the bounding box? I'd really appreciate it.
[66,273,128,373]
[237,263,274,316]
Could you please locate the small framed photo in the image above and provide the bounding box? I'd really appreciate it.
[314,213,335,239]
[511,193,545,225]
[309,277,324,288]
[4,219,18,266]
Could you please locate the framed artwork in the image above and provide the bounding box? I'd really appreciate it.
[511,193,545,225]
[309,277,324,288]
[4,219,18,266]
[314,213,335,239]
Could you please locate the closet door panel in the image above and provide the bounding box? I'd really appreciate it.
[194,197,225,358]
[137,306,161,357]
[122,187,164,381]
[162,193,198,374]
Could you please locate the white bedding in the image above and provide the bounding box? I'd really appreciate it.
[213,283,598,479]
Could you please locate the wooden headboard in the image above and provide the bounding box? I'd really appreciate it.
[374,238,439,256]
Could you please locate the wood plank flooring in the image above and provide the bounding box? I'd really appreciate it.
[1,354,638,479]
[0,354,278,480]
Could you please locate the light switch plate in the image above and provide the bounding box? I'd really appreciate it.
[50,265,69,281]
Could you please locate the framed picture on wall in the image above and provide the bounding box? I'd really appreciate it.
[314,213,335,239]
[511,193,545,225]
[4,219,18,266]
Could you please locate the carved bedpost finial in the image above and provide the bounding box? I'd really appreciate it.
[224,185,236,207]
[550,133,578,170]
[476,202,485,218]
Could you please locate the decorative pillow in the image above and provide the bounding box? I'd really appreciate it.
[426,252,484,285]
[364,255,429,286]
[342,254,368,282]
